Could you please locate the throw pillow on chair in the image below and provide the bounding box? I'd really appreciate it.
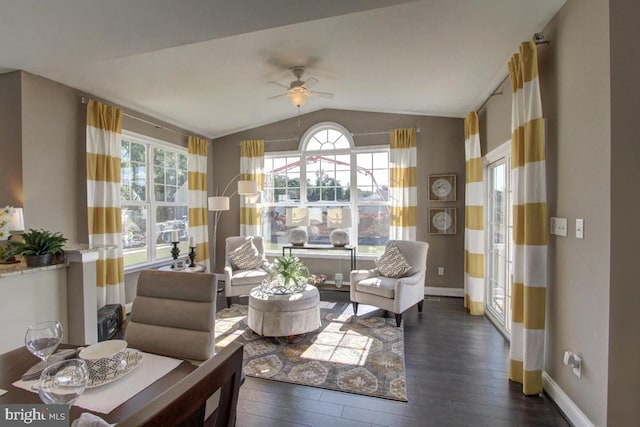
[375,242,411,278]
[229,238,265,270]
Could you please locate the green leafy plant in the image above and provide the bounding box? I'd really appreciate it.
[9,228,67,256]
[269,256,309,293]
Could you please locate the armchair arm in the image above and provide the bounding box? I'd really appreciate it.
[393,270,426,313]
[350,268,378,284]
[350,269,379,300]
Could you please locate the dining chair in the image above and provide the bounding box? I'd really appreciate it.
[117,341,244,427]
[125,269,217,361]
[350,240,429,327]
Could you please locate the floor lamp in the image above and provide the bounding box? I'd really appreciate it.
[209,174,258,273]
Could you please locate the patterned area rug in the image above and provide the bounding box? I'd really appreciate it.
[215,301,407,401]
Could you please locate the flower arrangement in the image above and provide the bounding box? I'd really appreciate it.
[0,206,17,240]
[261,255,309,295]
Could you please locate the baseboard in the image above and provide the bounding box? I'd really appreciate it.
[542,371,594,427]
[424,287,464,298]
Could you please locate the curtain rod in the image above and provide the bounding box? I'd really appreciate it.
[477,34,550,112]
[257,128,421,145]
[81,97,194,139]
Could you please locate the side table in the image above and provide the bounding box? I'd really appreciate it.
[158,264,206,273]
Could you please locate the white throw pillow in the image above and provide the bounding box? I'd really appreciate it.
[375,242,411,278]
[229,238,264,270]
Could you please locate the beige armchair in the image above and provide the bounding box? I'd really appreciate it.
[125,269,217,362]
[224,236,269,307]
[350,240,429,327]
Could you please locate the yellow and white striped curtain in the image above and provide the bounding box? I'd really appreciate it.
[508,40,548,395]
[188,136,210,271]
[389,128,417,241]
[464,112,485,315]
[86,99,125,309]
[239,140,264,236]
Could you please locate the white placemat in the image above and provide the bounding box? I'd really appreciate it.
[12,352,182,414]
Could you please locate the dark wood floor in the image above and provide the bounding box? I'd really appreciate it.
[224,292,570,427]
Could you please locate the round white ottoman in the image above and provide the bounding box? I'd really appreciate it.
[248,284,321,343]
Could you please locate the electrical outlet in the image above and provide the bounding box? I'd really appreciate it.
[572,355,582,378]
[437,266,445,276]
[550,217,568,236]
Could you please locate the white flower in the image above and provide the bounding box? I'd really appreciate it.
[0,206,16,240]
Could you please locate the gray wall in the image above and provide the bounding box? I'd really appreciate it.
[0,72,23,207]
[608,0,640,424]
[480,0,613,424]
[210,109,465,289]
[0,71,206,303]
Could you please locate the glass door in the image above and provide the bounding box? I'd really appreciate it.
[486,158,512,332]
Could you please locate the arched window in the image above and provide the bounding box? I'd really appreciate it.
[262,122,390,254]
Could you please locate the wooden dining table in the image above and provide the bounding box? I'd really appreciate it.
[0,344,197,424]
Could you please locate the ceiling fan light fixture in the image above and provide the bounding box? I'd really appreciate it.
[288,87,309,107]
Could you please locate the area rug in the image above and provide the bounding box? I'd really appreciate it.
[214,301,407,401]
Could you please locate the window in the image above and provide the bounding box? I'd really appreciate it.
[485,141,513,333]
[262,122,390,254]
[121,132,189,268]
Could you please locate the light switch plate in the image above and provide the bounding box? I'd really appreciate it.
[550,217,568,236]
[576,219,584,239]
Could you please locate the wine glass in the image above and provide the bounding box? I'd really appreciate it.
[25,320,63,366]
[38,359,89,406]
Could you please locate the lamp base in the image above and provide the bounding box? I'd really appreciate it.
[329,229,349,247]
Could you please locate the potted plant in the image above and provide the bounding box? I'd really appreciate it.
[262,256,309,295]
[9,228,68,267]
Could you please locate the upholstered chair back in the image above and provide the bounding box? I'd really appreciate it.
[388,240,429,275]
[225,236,265,260]
[125,270,216,361]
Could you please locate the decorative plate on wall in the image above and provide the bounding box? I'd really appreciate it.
[428,174,456,201]
[429,208,456,234]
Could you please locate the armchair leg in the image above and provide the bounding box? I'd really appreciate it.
[352,302,359,315]
[394,313,402,327]
[226,297,232,308]
[417,300,424,312]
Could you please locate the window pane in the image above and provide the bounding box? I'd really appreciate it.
[155,184,165,202]
[155,206,189,259]
[357,153,373,169]
[131,143,145,163]
[122,206,148,267]
[154,149,164,166]
[165,151,176,168]
[358,206,389,254]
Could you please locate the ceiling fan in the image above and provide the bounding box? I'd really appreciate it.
[267,66,334,107]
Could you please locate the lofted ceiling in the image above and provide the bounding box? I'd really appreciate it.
[0,0,565,139]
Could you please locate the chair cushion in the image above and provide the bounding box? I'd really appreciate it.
[230,268,268,286]
[355,276,398,299]
[375,242,411,278]
[229,238,264,270]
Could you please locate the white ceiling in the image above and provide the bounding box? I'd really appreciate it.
[0,0,565,139]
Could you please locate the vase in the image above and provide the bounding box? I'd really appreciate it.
[24,253,53,268]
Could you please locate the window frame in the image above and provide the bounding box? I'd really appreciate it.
[483,140,513,338]
[121,131,189,272]
[261,122,390,257]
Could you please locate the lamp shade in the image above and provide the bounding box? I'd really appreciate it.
[286,207,310,227]
[8,208,24,232]
[208,196,230,211]
[327,208,352,228]
[237,180,258,195]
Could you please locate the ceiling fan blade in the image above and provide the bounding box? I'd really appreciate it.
[311,90,334,99]
[267,93,288,100]
[304,77,319,88]
[267,81,289,89]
